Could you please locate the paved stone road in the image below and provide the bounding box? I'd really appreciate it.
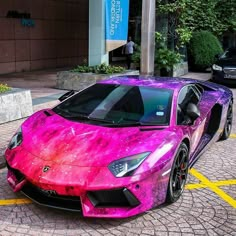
[0,83,236,236]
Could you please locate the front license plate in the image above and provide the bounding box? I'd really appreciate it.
[224,74,236,79]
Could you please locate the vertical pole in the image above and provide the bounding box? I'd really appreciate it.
[89,0,108,66]
[141,0,156,75]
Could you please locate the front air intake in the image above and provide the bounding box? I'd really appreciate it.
[87,188,140,207]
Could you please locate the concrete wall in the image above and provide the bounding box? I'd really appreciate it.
[0,88,33,124]
[56,70,140,91]
[0,0,88,75]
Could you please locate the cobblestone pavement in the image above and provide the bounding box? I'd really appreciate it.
[0,73,236,235]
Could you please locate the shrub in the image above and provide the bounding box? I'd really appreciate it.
[188,31,223,70]
[155,48,182,72]
[71,63,125,74]
[0,84,11,93]
[155,32,182,73]
[71,65,93,73]
[94,63,125,74]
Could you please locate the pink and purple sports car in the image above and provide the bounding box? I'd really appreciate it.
[5,76,233,218]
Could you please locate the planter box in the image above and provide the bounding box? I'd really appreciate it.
[56,70,140,91]
[154,62,188,77]
[0,88,33,124]
[173,62,188,77]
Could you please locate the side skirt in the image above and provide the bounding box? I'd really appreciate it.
[189,133,217,168]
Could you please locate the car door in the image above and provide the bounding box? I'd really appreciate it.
[177,84,208,155]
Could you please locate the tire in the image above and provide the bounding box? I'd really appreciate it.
[166,142,189,203]
[220,101,233,141]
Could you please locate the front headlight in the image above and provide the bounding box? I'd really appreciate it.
[8,127,23,150]
[212,64,223,71]
[108,152,151,177]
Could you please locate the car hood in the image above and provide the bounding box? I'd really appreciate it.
[217,58,236,67]
[20,110,176,167]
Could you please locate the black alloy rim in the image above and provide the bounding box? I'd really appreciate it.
[226,104,233,136]
[171,148,188,198]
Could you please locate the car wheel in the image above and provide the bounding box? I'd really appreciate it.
[220,101,233,141]
[166,142,189,203]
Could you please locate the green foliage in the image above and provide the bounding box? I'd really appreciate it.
[189,31,223,69]
[0,84,11,93]
[71,63,125,74]
[155,32,182,71]
[175,28,192,46]
[132,45,141,64]
[155,48,182,72]
[130,33,182,71]
[71,65,92,73]
[94,63,125,74]
[216,0,236,32]
[157,0,194,47]
[157,0,236,37]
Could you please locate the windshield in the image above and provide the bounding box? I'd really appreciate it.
[53,84,173,126]
[220,48,236,60]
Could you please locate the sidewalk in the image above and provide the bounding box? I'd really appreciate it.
[0,68,67,103]
[180,72,211,81]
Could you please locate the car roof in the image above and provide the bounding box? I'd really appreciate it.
[99,75,200,91]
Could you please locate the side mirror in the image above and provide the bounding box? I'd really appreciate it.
[58,90,75,102]
[186,103,200,121]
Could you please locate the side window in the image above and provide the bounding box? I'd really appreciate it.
[192,84,203,101]
[177,85,200,125]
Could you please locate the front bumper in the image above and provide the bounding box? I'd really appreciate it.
[212,70,236,84]
[5,147,169,218]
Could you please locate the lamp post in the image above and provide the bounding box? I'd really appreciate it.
[141,0,156,75]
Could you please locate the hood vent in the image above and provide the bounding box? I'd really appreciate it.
[140,127,165,131]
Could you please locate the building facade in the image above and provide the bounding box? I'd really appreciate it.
[0,0,88,74]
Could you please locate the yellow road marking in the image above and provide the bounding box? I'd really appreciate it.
[230,134,236,138]
[0,198,31,206]
[0,170,236,207]
[213,179,236,186]
[189,168,236,208]
[186,183,207,190]
[186,179,236,190]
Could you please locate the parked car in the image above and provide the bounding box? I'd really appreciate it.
[5,76,233,218]
[212,47,236,84]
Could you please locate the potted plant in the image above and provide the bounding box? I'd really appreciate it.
[155,47,182,76]
[154,32,182,76]
[57,63,139,91]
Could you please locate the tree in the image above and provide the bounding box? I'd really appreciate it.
[216,0,236,33]
[156,0,236,45]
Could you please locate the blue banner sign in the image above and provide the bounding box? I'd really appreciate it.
[105,0,130,52]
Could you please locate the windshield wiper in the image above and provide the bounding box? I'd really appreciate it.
[116,121,161,127]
